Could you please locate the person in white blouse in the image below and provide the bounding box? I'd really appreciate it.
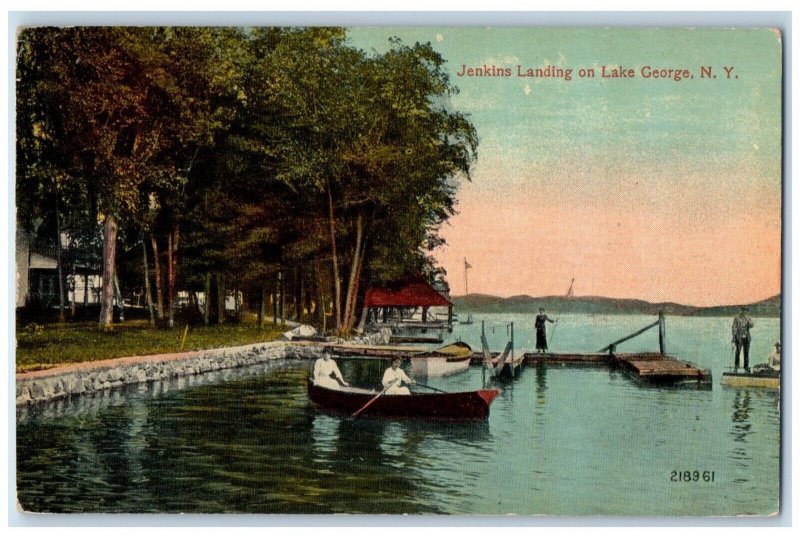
[382,357,415,395]
[313,350,349,389]
[767,342,781,372]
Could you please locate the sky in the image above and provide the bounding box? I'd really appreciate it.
[348,27,782,306]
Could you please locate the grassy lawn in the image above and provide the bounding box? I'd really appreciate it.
[15,320,288,373]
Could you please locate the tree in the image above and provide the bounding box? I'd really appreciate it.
[332,40,479,331]
[17,27,246,328]
[17,28,478,336]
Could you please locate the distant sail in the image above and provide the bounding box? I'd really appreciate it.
[566,278,575,298]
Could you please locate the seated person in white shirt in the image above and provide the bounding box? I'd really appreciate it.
[382,357,415,395]
[313,350,349,389]
[754,342,781,373]
[768,342,781,372]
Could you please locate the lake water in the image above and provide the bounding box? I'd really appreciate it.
[16,314,781,515]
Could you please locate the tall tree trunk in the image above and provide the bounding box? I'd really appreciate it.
[83,272,89,306]
[293,266,301,321]
[258,282,266,328]
[190,291,202,318]
[348,246,366,333]
[279,271,285,324]
[151,235,164,320]
[166,230,173,327]
[114,272,125,323]
[326,181,342,331]
[142,239,155,325]
[54,193,66,323]
[217,273,225,325]
[70,277,77,317]
[314,260,327,334]
[99,214,118,328]
[166,224,179,328]
[299,271,306,323]
[342,214,364,333]
[204,272,211,326]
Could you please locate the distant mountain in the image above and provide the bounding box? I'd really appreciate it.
[452,293,781,317]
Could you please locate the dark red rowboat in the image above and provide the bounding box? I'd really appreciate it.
[308,380,501,420]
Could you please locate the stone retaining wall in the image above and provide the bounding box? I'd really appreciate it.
[16,341,325,407]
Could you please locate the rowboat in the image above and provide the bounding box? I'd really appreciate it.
[307,379,502,420]
[721,369,780,390]
[407,341,473,377]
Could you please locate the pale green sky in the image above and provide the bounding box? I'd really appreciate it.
[348,28,782,305]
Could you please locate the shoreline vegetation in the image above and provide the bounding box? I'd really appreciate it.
[17,27,478,340]
[16,320,287,373]
[17,291,778,374]
[453,293,781,317]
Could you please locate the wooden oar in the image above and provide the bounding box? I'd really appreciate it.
[414,382,448,394]
[351,380,397,418]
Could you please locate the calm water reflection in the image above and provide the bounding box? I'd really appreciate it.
[17,315,781,515]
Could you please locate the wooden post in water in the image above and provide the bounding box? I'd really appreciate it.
[481,320,487,388]
[510,321,515,361]
[658,311,667,356]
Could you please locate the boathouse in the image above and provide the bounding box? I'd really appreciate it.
[361,278,453,340]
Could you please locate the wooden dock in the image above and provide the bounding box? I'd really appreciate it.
[470,351,712,388]
[327,343,429,358]
[389,335,444,344]
[323,314,712,388]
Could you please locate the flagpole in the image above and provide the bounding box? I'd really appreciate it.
[464,257,469,296]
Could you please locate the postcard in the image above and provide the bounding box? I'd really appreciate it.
[14,25,782,517]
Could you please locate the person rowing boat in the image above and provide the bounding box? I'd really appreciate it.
[382,357,416,395]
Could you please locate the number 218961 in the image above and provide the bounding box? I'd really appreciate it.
[670,470,715,482]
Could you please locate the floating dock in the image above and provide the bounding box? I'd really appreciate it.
[721,370,780,390]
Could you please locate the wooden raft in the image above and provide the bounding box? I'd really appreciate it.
[612,354,711,386]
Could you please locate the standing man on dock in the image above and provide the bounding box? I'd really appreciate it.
[535,308,557,353]
[731,307,754,372]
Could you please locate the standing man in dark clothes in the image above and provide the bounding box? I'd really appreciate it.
[731,307,754,372]
[535,308,557,353]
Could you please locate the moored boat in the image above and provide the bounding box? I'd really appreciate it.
[307,379,501,419]
[407,341,472,377]
[328,341,473,378]
[721,369,780,390]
